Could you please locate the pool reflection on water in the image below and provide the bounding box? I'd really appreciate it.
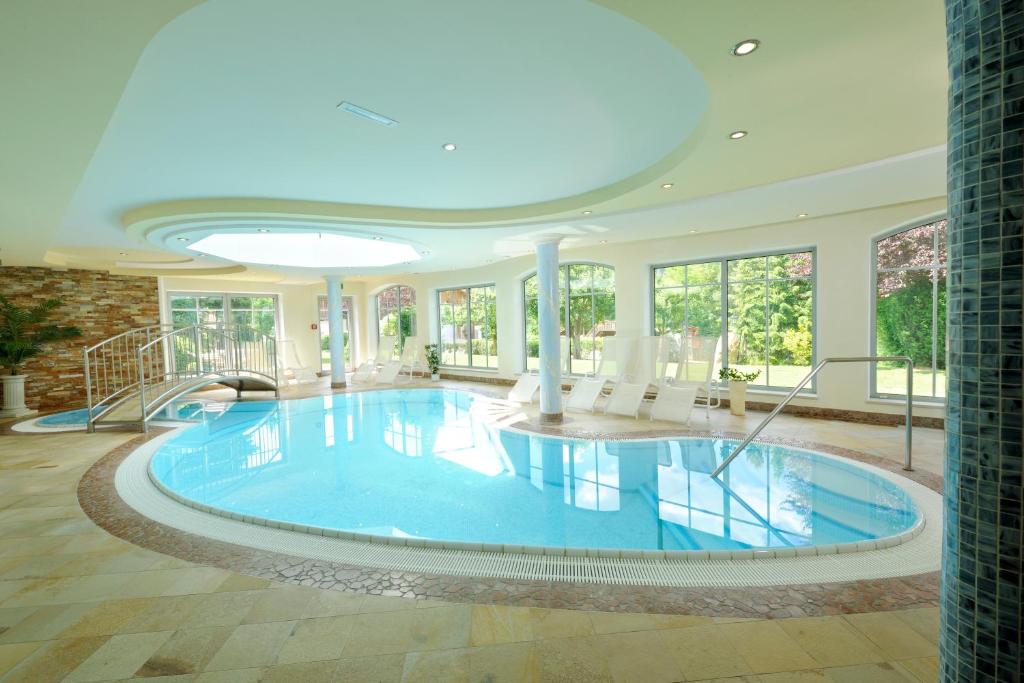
[149,389,919,552]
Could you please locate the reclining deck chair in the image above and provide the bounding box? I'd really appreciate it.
[376,336,421,385]
[352,334,397,384]
[663,334,722,420]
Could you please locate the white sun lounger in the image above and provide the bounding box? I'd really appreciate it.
[508,374,540,403]
[650,384,698,425]
[352,334,397,384]
[565,377,606,413]
[376,336,420,385]
[604,381,648,419]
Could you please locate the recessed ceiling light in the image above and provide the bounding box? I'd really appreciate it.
[177,237,189,242]
[442,143,457,152]
[689,229,698,234]
[729,130,748,140]
[582,210,592,215]
[257,228,270,233]
[373,236,384,241]
[797,213,809,218]
[600,240,608,244]
[731,39,760,56]
[661,183,674,189]
[118,252,128,256]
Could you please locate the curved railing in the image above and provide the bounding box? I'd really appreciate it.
[84,324,278,432]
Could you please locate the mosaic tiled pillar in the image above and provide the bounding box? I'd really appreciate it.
[324,276,346,388]
[535,237,563,424]
[942,2,1023,681]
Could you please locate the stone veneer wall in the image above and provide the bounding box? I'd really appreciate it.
[942,1,1023,681]
[0,267,159,412]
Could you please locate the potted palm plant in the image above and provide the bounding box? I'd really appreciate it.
[0,295,81,418]
[424,343,441,381]
[718,367,761,416]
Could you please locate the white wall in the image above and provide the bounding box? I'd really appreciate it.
[355,197,947,420]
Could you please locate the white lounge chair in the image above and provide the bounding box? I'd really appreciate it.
[663,334,721,420]
[352,334,397,384]
[603,381,648,419]
[649,384,698,425]
[376,336,421,385]
[565,377,606,413]
[277,339,318,384]
[508,374,540,403]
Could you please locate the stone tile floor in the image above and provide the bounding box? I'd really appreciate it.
[0,378,942,681]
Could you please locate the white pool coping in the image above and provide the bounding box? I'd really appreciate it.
[115,424,943,587]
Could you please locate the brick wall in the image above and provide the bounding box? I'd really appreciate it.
[0,267,159,411]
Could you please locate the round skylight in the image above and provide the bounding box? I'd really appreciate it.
[187,232,422,268]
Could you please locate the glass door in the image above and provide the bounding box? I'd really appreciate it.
[318,295,353,372]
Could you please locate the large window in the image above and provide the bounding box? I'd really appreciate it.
[523,264,615,374]
[376,285,416,357]
[652,250,815,390]
[169,292,278,337]
[872,218,947,400]
[438,285,497,369]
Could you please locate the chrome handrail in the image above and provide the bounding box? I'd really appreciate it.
[710,356,913,478]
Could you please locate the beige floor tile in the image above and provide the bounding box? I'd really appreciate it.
[470,604,534,645]
[597,630,685,683]
[58,597,157,637]
[275,615,355,664]
[824,662,917,682]
[893,608,940,646]
[401,648,471,683]
[0,605,37,635]
[466,641,538,683]
[0,641,42,677]
[842,613,937,660]
[755,671,832,682]
[779,616,886,667]
[893,656,939,682]
[118,596,196,633]
[587,610,658,635]
[0,602,94,643]
[64,630,174,682]
[342,605,471,656]
[658,624,753,681]
[204,620,296,671]
[262,659,339,683]
[359,594,420,613]
[242,585,317,624]
[161,566,236,597]
[177,590,264,629]
[300,588,365,618]
[135,626,235,677]
[531,635,615,682]
[719,620,818,674]
[332,654,405,683]
[213,574,271,593]
[528,606,595,639]
[1,635,111,683]
[194,669,264,683]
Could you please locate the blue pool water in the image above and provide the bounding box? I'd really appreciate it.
[37,400,211,428]
[149,389,919,552]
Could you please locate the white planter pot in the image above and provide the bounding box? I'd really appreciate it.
[431,373,440,382]
[0,375,37,419]
[728,380,747,416]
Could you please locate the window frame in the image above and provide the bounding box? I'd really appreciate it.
[521,261,616,375]
[436,283,497,370]
[869,216,947,403]
[648,247,818,393]
[166,291,282,337]
[374,285,417,358]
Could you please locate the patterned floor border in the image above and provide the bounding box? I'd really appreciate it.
[78,421,944,617]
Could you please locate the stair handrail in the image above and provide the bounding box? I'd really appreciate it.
[710,356,914,478]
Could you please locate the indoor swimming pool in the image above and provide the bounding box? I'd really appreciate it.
[147,389,920,553]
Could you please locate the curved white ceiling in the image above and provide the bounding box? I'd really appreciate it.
[62,0,705,237]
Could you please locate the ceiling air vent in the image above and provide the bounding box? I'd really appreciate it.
[337,101,398,127]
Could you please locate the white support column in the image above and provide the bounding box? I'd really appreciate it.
[325,275,346,389]
[535,237,563,424]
